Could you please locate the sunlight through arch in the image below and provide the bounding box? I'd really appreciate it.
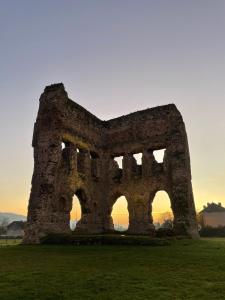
[111,196,129,231]
[70,194,81,230]
[151,191,173,227]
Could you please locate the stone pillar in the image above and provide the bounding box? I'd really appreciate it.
[23,84,68,244]
[128,195,155,235]
[122,153,137,179]
[91,157,101,178]
[167,140,199,238]
[142,150,155,177]
[62,143,77,173]
[77,149,91,177]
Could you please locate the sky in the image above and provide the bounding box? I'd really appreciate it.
[0,1,225,223]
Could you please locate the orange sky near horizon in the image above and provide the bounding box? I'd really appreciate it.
[1,126,224,220]
[0,1,225,223]
[1,150,225,220]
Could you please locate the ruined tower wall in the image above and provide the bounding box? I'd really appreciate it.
[24,83,199,243]
[63,99,104,149]
[104,104,180,154]
[100,106,197,236]
[25,84,107,243]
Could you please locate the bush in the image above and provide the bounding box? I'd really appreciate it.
[199,226,225,237]
[156,228,175,238]
[41,233,171,246]
[0,226,7,235]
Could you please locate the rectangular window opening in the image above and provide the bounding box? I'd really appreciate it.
[114,156,123,169]
[153,149,166,163]
[133,153,143,165]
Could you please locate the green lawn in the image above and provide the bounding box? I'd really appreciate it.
[0,239,22,246]
[1,239,225,300]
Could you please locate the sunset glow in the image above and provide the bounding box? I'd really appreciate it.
[0,1,225,221]
[71,193,173,227]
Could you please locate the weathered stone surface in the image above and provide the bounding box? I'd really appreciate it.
[23,83,199,243]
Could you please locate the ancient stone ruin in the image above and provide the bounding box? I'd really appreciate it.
[24,83,199,243]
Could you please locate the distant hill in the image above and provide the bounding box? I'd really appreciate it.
[0,212,26,224]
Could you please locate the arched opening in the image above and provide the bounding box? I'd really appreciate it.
[70,194,81,230]
[70,189,89,231]
[111,196,129,232]
[151,191,174,229]
[61,141,71,150]
[61,142,66,150]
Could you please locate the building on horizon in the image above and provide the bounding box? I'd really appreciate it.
[7,221,25,237]
[199,202,225,228]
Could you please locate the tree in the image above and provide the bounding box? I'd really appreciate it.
[0,218,9,235]
[161,219,173,229]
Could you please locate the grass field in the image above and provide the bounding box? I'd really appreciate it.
[1,239,225,300]
[0,239,22,246]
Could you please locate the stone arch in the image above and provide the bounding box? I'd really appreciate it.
[110,190,127,208]
[75,188,90,214]
[70,194,81,230]
[111,195,129,232]
[105,190,130,232]
[72,188,91,232]
[150,190,174,227]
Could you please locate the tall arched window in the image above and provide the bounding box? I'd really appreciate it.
[151,191,173,228]
[70,195,81,230]
[111,196,129,232]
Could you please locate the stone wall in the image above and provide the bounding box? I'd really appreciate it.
[23,83,199,243]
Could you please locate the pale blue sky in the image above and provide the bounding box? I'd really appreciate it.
[0,0,225,214]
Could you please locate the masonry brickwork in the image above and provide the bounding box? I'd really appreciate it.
[23,83,199,243]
